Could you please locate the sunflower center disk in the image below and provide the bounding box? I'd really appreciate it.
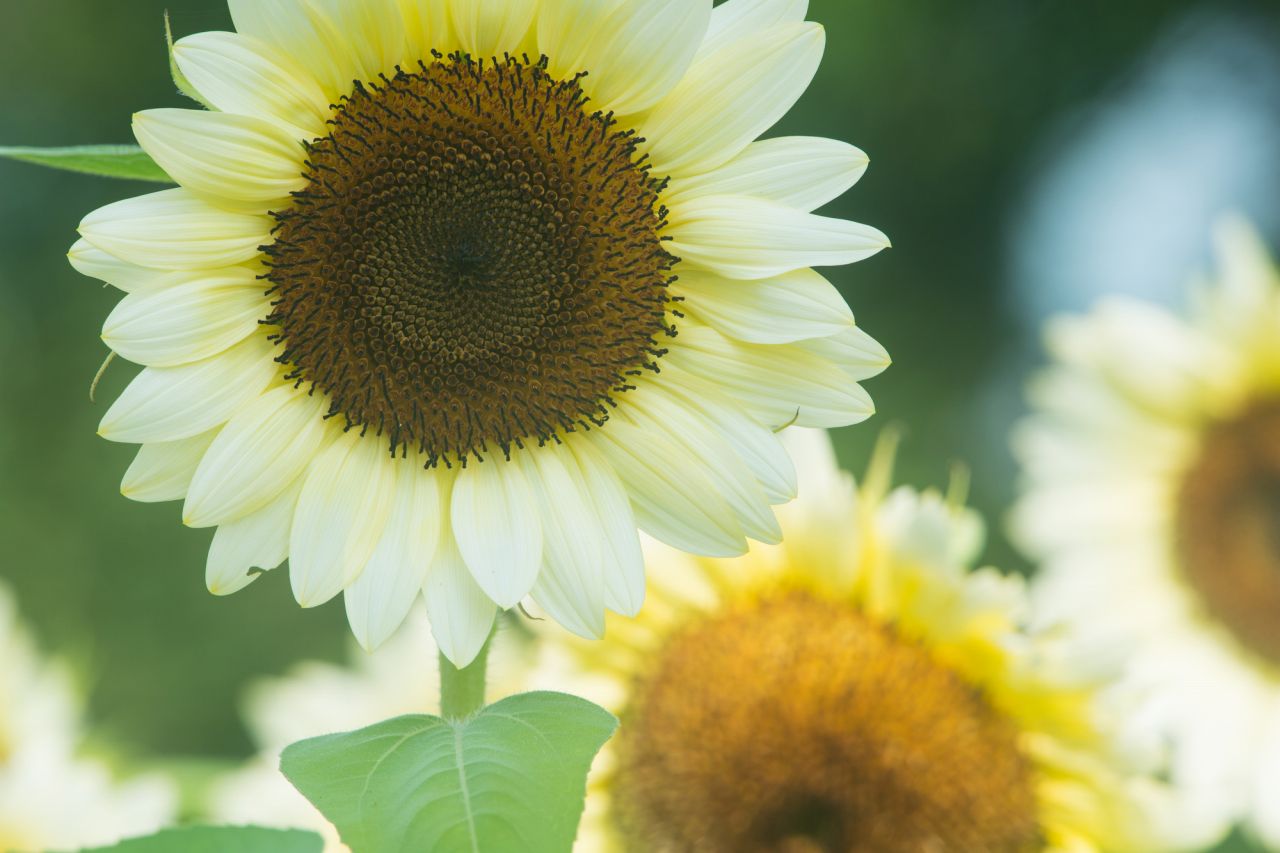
[1177,399,1280,664]
[265,55,675,464]
[613,594,1041,853]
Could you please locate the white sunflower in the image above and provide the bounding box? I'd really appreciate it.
[208,609,531,852]
[71,0,890,666]
[530,430,1213,852]
[0,584,176,852]
[1012,217,1280,845]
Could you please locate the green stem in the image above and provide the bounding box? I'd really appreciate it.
[439,631,493,720]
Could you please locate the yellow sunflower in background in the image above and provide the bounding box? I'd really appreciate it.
[532,429,1213,852]
[70,0,890,665]
[1012,218,1280,845]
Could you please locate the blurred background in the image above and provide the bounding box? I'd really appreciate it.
[2,1,1279,848]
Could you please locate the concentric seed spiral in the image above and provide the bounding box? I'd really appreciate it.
[613,594,1041,853]
[264,54,676,465]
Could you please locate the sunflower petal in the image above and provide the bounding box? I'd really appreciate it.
[289,432,397,608]
[102,268,268,367]
[675,267,853,344]
[121,430,219,503]
[590,415,747,557]
[575,0,711,116]
[207,480,301,595]
[450,459,543,608]
[171,32,330,139]
[642,22,824,177]
[668,324,875,428]
[699,0,808,60]
[522,447,607,640]
[79,189,271,271]
[184,385,330,527]
[448,0,537,57]
[666,136,867,212]
[424,525,498,669]
[98,334,278,444]
[567,437,645,617]
[345,464,443,651]
[133,109,308,210]
[668,194,889,280]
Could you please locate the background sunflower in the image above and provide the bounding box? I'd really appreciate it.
[2,1,1280,849]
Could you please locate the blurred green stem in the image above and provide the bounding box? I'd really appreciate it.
[439,631,493,720]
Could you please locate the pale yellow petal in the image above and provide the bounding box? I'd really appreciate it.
[79,189,271,271]
[227,0,358,98]
[289,431,397,607]
[400,0,456,55]
[121,430,219,503]
[627,388,781,545]
[102,268,268,367]
[667,194,888,280]
[450,458,543,608]
[675,267,853,344]
[698,0,808,59]
[68,240,178,294]
[521,447,607,640]
[574,0,711,116]
[171,32,331,140]
[99,334,278,444]
[424,521,498,669]
[566,436,645,617]
[133,109,307,211]
[448,0,537,58]
[207,480,301,596]
[642,22,823,177]
[184,386,330,527]
[537,0,623,80]
[665,136,867,212]
[666,324,875,428]
[589,415,747,557]
[345,464,443,651]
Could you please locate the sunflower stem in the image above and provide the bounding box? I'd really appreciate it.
[439,631,493,720]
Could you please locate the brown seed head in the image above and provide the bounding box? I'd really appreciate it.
[1177,398,1280,665]
[613,593,1042,853]
[264,54,676,465]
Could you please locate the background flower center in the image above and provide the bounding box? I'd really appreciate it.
[612,593,1041,852]
[265,54,675,465]
[1176,399,1280,665]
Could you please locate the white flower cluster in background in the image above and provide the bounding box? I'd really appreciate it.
[0,584,175,851]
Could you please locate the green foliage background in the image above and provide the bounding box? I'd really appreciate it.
[1,2,1277,849]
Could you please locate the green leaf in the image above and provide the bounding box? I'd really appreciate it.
[0,145,173,182]
[281,691,618,853]
[78,826,324,853]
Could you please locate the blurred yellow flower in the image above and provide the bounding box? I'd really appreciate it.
[533,429,1209,852]
[1013,217,1280,846]
[0,584,175,851]
[70,0,889,666]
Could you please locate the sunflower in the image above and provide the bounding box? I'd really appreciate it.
[1012,218,1280,845]
[530,429,1209,852]
[71,0,889,665]
[0,584,175,851]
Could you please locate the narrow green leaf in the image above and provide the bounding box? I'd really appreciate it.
[282,691,618,853]
[77,825,324,853]
[0,145,173,182]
